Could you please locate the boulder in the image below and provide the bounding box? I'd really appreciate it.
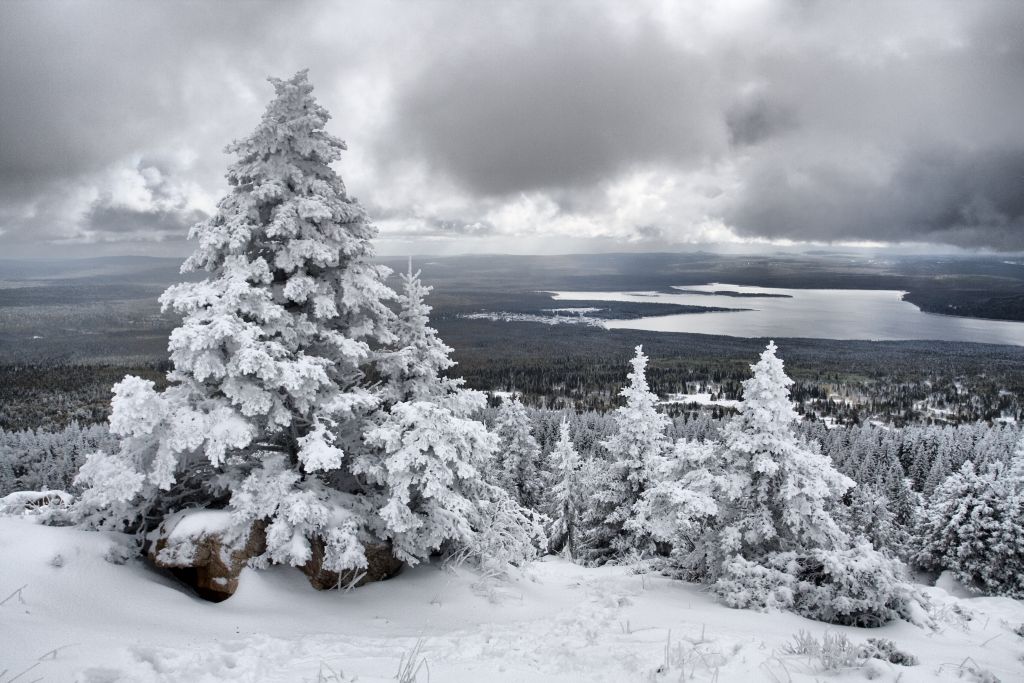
[299,537,403,590]
[148,510,266,602]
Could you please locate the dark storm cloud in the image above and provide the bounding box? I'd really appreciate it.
[82,204,207,240]
[725,96,797,148]
[0,1,298,185]
[730,146,1024,250]
[2,1,1024,254]
[715,2,1024,249]
[388,18,727,196]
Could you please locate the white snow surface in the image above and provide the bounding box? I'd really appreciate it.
[2,517,1023,682]
[660,393,741,409]
[160,509,235,543]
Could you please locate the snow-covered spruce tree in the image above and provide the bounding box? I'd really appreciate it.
[586,345,671,562]
[545,417,584,557]
[75,71,399,577]
[629,437,723,578]
[357,266,544,569]
[839,484,906,555]
[639,342,926,625]
[493,396,545,509]
[1009,436,1024,490]
[913,460,1024,598]
[714,341,852,565]
[922,449,952,496]
[373,262,459,405]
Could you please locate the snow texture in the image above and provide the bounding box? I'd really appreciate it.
[2,517,1023,682]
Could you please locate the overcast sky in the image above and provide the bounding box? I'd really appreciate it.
[2,0,1023,258]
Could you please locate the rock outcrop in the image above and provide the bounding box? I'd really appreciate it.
[148,510,266,602]
[299,537,403,590]
[149,511,403,598]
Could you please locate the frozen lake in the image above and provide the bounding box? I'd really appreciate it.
[551,283,1024,346]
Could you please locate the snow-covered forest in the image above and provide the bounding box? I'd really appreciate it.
[3,69,1024,682]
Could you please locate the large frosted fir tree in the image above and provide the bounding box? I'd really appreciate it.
[588,345,671,561]
[76,71,398,575]
[359,267,544,567]
[715,341,852,562]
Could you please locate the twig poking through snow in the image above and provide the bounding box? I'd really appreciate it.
[396,637,430,683]
[0,584,26,606]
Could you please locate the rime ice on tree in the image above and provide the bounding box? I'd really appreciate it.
[715,341,853,560]
[357,266,544,567]
[493,396,545,509]
[77,71,399,575]
[635,342,926,625]
[588,345,671,561]
[376,262,459,404]
[546,418,583,556]
[914,458,1024,598]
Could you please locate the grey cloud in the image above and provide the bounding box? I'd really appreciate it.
[2,1,1024,254]
[729,145,1024,249]
[0,2,295,184]
[384,217,496,238]
[387,20,728,196]
[82,204,206,240]
[81,158,210,241]
[725,96,797,148]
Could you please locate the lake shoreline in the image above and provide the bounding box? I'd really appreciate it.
[549,283,1024,347]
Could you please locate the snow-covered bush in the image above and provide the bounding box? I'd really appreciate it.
[0,489,75,525]
[860,638,919,666]
[628,437,721,578]
[717,543,928,627]
[913,459,1024,598]
[454,492,546,576]
[782,630,918,671]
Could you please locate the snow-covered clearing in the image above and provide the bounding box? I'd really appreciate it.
[660,393,741,410]
[2,518,1023,682]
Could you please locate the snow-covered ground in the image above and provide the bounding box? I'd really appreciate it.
[459,311,608,328]
[660,393,741,409]
[2,518,1023,682]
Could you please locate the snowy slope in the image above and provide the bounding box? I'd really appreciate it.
[1,518,1022,682]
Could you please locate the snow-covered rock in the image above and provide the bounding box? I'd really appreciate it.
[148,510,267,602]
[299,537,403,590]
